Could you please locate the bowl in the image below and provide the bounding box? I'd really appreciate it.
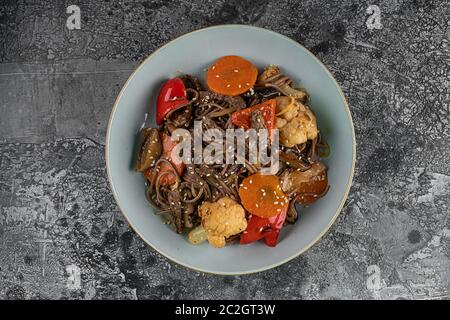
[106,25,355,275]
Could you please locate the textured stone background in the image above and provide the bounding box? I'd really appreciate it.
[0,0,449,300]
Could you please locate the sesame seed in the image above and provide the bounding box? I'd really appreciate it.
[226,84,231,88]
[215,74,220,78]
[238,84,242,88]
[234,69,239,72]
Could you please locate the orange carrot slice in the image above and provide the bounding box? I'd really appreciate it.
[206,55,258,96]
[239,174,289,218]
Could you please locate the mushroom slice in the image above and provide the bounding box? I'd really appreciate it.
[286,201,298,224]
[257,65,309,102]
[135,128,162,172]
[279,151,311,171]
[281,162,328,205]
[280,86,309,101]
[257,65,281,83]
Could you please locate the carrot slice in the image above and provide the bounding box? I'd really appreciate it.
[206,55,258,96]
[239,174,289,218]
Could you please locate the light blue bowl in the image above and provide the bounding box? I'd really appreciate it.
[106,25,355,275]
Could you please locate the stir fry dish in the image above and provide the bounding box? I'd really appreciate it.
[135,55,330,248]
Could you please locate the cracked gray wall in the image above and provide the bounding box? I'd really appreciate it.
[0,0,449,299]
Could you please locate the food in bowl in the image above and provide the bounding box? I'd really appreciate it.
[134,55,330,248]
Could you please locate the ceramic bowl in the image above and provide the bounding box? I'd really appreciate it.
[106,25,355,274]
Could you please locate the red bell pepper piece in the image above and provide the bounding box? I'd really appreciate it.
[156,78,189,125]
[240,206,288,247]
[144,132,185,185]
[263,207,287,247]
[230,99,276,140]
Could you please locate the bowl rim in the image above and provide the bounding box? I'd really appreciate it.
[105,24,356,275]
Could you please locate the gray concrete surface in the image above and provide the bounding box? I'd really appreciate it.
[0,0,449,300]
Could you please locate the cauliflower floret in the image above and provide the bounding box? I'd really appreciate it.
[198,197,247,248]
[279,109,318,147]
[275,117,287,128]
[275,97,318,147]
